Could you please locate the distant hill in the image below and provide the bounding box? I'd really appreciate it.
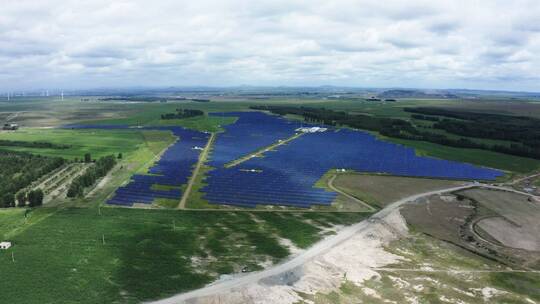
[378,89,459,99]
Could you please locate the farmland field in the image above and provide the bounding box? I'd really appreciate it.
[0,207,366,304]
[0,128,167,160]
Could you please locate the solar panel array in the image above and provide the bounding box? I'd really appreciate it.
[207,112,298,166]
[109,127,208,206]
[63,124,208,207]
[202,112,503,208]
[65,111,503,209]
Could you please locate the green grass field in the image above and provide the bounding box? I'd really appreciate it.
[0,207,366,304]
[0,129,156,159]
[76,101,244,131]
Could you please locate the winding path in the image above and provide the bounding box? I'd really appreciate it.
[327,174,376,212]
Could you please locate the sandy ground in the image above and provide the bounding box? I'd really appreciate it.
[477,217,540,251]
[184,209,406,304]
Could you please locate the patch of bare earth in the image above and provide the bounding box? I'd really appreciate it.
[188,209,407,304]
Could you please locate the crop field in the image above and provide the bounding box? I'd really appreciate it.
[0,207,367,304]
[0,128,159,160]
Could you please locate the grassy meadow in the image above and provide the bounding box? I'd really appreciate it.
[0,128,167,160]
[0,207,366,304]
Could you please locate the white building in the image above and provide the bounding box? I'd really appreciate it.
[0,242,12,249]
[296,126,328,133]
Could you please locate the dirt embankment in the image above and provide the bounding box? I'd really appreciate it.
[183,209,407,304]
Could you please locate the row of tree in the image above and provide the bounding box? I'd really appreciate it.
[405,107,540,149]
[410,114,440,122]
[161,108,204,120]
[1,189,44,208]
[67,155,117,198]
[0,150,65,207]
[0,139,70,149]
[251,105,540,160]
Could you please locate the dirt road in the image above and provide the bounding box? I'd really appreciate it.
[150,183,477,304]
[327,174,376,212]
[178,133,215,209]
[225,133,303,168]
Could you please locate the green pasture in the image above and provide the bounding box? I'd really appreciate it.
[0,207,366,304]
[0,128,175,162]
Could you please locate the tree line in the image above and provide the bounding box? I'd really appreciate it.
[67,155,117,198]
[251,105,540,160]
[250,105,415,137]
[161,108,204,120]
[0,140,70,149]
[405,107,540,159]
[405,107,540,147]
[0,150,64,208]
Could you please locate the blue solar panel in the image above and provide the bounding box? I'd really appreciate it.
[66,111,503,209]
[202,112,503,208]
[207,112,299,166]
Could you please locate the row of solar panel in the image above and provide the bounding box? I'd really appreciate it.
[201,112,502,208]
[67,111,503,209]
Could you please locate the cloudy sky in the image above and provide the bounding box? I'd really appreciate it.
[1,0,540,91]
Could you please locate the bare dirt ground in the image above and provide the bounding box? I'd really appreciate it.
[460,188,540,252]
[403,187,540,271]
[477,217,540,251]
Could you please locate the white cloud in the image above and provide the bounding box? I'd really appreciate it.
[0,0,539,91]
